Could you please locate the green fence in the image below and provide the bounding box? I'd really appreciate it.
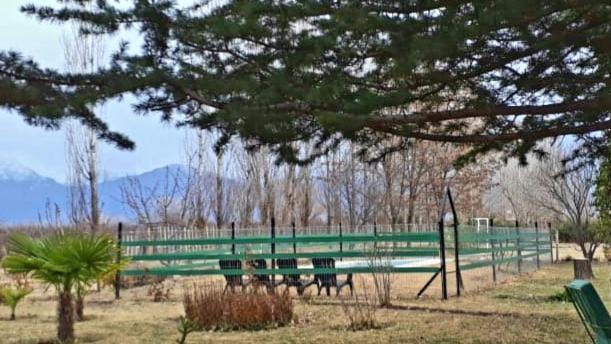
[117,221,554,299]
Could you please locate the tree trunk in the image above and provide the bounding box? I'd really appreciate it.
[10,307,15,320]
[573,259,593,280]
[215,151,224,229]
[58,291,75,343]
[75,294,85,321]
[88,132,99,234]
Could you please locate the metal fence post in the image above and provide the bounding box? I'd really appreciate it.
[292,221,296,254]
[535,221,540,269]
[490,225,497,282]
[446,187,462,296]
[555,226,560,263]
[114,222,123,300]
[271,217,276,287]
[515,220,522,274]
[339,222,343,261]
[231,222,236,255]
[373,221,378,250]
[548,222,554,264]
[438,219,448,300]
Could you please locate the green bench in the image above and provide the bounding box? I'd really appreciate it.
[565,280,611,344]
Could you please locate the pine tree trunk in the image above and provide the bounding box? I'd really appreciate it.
[573,259,593,280]
[57,291,75,343]
[75,294,85,321]
[10,307,15,321]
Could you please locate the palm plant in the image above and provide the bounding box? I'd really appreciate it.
[0,286,32,320]
[1,232,120,343]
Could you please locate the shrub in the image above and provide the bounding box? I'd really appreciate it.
[0,285,32,320]
[367,246,393,307]
[176,316,200,344]
[340,281,379,331]
[546,289,571,303]
[183,283,293,331]
[147,280,172,302]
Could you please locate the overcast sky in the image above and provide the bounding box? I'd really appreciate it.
[0,1,188,182]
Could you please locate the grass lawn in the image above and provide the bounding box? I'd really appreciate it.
[0,262,607,343]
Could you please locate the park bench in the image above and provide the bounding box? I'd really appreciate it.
[219,259,245,293]
[311,257,354,296]
[565,279,611,344]
[275,258,317,295]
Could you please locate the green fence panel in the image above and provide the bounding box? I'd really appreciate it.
[460,251,542,270]
[122,232,440,247]
[122,266,441,277]
[127,248,440,261]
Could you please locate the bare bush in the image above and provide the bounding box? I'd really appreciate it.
[147,280,172,302]
[183,283,293,330]
[340,280,379,331]
[367,246,393,307]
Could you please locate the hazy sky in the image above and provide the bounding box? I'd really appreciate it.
[0,1,188,182]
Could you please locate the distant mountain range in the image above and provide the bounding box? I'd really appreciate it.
[0,161,195,224]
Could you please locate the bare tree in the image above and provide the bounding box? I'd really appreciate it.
[62,25,105,232]
[532,149,597,260]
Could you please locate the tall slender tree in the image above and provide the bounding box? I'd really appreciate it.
[62,24,104,233]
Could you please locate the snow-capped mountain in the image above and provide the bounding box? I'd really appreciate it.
[0,161,221,225]
[0,159,46,182]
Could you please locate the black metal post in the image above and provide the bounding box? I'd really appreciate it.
[438,219,448,300]
[515,220,522,274]
[446,187,463,296]
[114,222,123,300]
[339,222,343,261]
[490,225,497,282]
[271,218,276,286]
[231,222,236,255]
[548,222,554,264]
[373,221,378,249]
[535,221,540,269]
[292,221,296,254]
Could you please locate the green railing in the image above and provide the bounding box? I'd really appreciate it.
[119,223,552,279]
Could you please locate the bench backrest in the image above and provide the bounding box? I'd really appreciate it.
[565,279,611,344]
[312,257,337,285]
[277,258,300,281]
[219,259,242,284]
[250,258,270,281]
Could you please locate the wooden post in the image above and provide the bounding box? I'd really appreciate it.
[271,218,276,286]
[114,222,123,300]
[231,222,236,255]
[573,259,593,279]
[547,222,553,264]
[292,221,296,254]
[438,219,448,300]
[515,220,522,274]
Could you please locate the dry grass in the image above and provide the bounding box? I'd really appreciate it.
[0,262,606,343]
